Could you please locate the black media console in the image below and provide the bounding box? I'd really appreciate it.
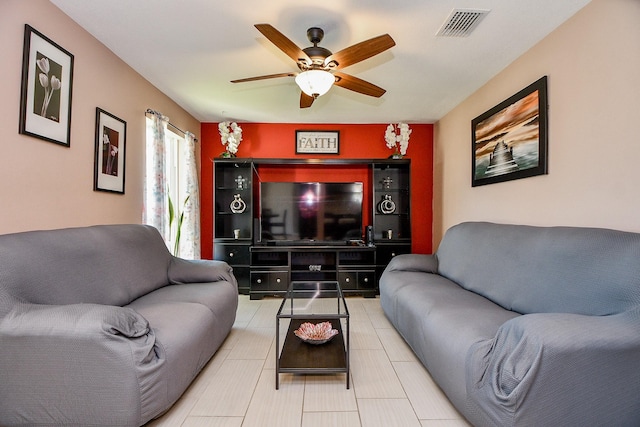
[213,158,412,299]
[249,245,376,300]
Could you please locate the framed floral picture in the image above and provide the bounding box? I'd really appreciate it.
[472,76,548,187]
[19,24,74,147]
[94,108,127,194]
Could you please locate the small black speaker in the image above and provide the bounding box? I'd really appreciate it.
[365,225,374,246]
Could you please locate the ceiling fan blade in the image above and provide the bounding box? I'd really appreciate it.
[300,92,315,108]
[324,34,395,69]
[333,72,386,97]
[255,24,312,66]
[231,72,295,83]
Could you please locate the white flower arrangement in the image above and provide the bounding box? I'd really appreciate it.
[384,123,412,156]
[218,121,243,155]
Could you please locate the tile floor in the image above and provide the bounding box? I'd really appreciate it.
[146,295,471,427]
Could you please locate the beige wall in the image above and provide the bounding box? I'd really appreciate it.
[0,0,200,234]
[434,0,640,247]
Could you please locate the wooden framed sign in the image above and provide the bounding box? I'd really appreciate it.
[295,130,340,154]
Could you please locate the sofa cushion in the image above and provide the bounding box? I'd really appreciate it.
[126,284,236,420]
[381,268,520,409]
[436,222,640,315]
[127,282,238,330]
[0,224,172,307]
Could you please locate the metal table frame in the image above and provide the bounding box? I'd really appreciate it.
[275,281,350,389]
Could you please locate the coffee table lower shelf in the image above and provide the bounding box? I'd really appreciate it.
[276,318,349,389]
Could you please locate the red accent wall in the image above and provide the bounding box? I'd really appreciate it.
[200,123,433,259]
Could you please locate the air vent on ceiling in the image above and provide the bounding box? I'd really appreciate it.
[436,8,490,37]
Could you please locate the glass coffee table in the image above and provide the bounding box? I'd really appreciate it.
[275,281,350,389]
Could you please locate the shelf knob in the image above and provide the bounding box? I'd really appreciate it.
[391,252,396,257]
[345,277,350,283]
[256,278,262,284]
[364,277,369,282]
[276,278,281,283]
[229,252,234,257]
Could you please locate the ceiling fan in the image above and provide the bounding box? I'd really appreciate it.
[231,24,396,108]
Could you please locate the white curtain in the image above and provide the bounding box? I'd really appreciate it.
[143,112,170,243]
[179,131,201,259]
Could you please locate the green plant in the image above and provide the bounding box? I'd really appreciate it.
[168,193,190,256]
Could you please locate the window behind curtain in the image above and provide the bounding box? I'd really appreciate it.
[145,117,188,254]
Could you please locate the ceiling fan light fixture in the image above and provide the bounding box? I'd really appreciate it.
[295,70,335,97]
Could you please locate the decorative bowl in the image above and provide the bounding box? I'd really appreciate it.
[294,321,339,345]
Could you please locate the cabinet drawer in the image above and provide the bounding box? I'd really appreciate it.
[251,272,269,291]
[338,271,357,291]
[251,270,288,291]
[269,271,288,291]
[338,270,376,290]
[376,244,411,265]
[358,270,376,289]
[214,244,250,265]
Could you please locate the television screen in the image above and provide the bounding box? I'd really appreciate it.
[260,182,364,244]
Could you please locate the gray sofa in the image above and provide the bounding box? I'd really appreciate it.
[0,224,238,426]
[380,221,640,426]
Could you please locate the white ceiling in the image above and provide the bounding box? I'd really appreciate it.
[50,0,591,124]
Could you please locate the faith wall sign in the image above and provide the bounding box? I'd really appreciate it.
[295,130,340,154]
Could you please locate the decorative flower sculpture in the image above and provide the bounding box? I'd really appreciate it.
[218,121,243,157]
[384,123,411,158]
[294,321,339,344]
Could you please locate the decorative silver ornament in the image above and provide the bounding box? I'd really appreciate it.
[230,194,246,213]
[378,194,396,214]
[383,176,393,189]
[235,175,246,190]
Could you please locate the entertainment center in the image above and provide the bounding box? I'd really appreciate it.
[213,158,411,299]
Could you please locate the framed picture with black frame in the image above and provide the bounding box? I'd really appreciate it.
[472,76,548,187]
[19,24,74,147]
[94,108,126,194]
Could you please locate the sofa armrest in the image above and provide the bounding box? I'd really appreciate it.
[467,310,640,425]
[0,303,162,425]
[1,302,149,338]
[383,253,438,274]
[168,257,238,287]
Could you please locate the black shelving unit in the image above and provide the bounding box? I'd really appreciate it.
[371,160,412,280]
[213,158,411,298]
[213,159,253,294]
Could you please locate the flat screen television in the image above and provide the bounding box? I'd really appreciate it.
[259,182,364,244]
